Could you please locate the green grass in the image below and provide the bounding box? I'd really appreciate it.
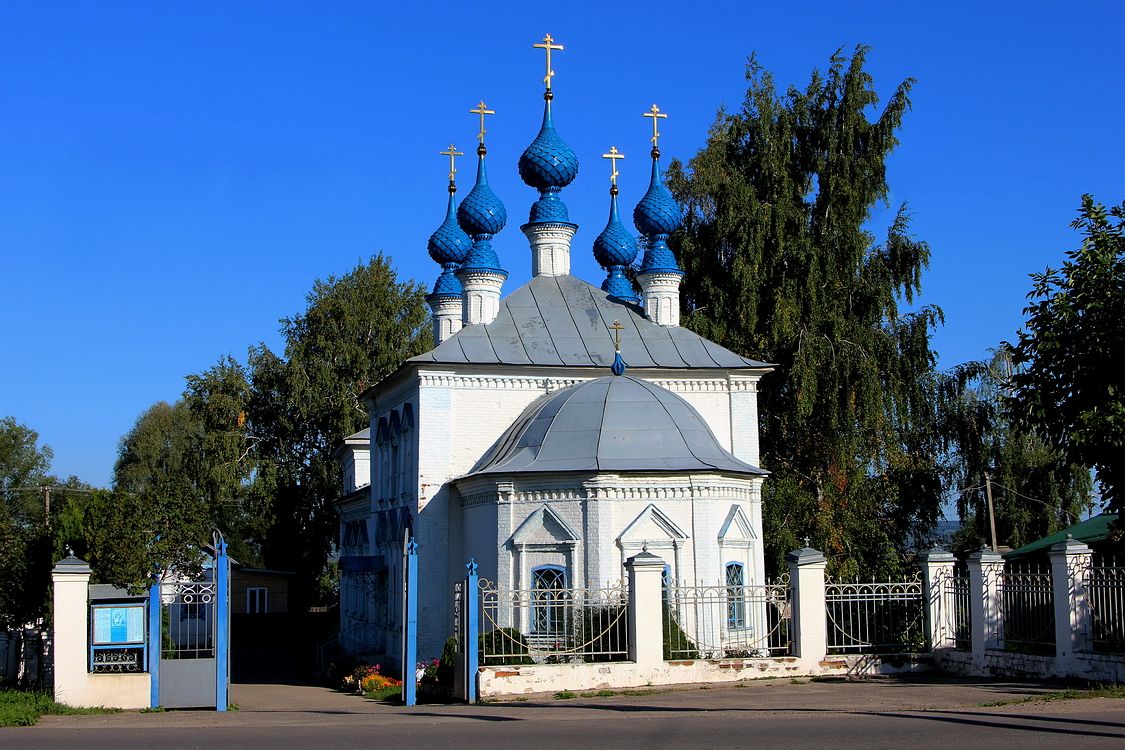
[363,686,403,702]
[0,689,120,727]
[979,685,1125,707]
[553,690,577,700]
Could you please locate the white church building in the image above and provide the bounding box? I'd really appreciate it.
[334,43,772,664]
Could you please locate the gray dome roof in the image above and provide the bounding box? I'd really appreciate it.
[466,376,765,477]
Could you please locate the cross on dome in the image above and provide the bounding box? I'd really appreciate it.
[532,33,564,94]
[602,146,624,191]
[470,101,495,148]
[644,104,668,155]
[440,144,463,192]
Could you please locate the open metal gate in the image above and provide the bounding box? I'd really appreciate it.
[151,536,230,709]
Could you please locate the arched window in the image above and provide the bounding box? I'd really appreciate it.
[531,565,568,637]
[726,562,746,628]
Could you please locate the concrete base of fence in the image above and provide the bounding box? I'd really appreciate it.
[934,647,1125,683]
[476,654,936,697]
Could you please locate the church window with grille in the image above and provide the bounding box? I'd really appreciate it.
[726,562,746,628]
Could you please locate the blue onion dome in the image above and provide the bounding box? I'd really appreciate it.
[603,266,638,304]
[456,146,508,276]
[519,100,579,224]
[635,155,684,275]
[457,147,508,238]
[594,192,638,268]
[428,264,462,300]
[428,192,471,266]
[633,155,682,237]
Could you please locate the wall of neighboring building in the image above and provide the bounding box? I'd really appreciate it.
[231,571,290,614]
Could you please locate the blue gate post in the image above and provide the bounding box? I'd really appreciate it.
[401,537,418,707]
[215,538,230,712]
[148,577,161,708]
[464,558,479,704]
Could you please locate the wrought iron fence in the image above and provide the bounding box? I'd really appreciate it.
[949,571,971,651]
[1085,560,1125,653]
[664,574,791,659]
[478,579,628,664]
[999,565,1055,654]
[825,572,925,654]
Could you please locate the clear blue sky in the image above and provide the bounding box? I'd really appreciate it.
[1,1,1121,488]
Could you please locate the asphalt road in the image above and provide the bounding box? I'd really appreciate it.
[6,677,1125,749]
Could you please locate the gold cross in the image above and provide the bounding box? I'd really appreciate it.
[602,146,624,187]
[610,319,624,351]
[440,144,463,183]
[470,101,495,145]
[644,104,668,148]
[533,33,564,91]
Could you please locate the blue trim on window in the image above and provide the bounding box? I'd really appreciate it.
[725,562,746,628]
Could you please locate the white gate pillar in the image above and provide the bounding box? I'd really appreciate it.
[626,551,666,667]
[51,555,92,706]
[967,549,1004,660]
[920,550,956,650]
[1049,536,1093,662]
[786,547,827,665]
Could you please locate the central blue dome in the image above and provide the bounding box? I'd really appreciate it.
[466,376,766,476]
[518,101,579,190]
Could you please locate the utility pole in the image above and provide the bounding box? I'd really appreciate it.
[42,485,51,528]
[984,471,998,552]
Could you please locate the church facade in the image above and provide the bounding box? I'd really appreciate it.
[334,40,772,664]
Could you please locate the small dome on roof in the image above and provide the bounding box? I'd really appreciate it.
[466,376,765,477]
[428,193,471,266]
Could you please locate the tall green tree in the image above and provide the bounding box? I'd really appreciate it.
[1007,195,1125,525]
[667,47,943,577]
[246,254,431,604]
[109,401,213,584]
[0,418,94,626]
[942,349,1093,552]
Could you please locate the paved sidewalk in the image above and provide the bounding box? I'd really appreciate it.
[27,675,1117,729]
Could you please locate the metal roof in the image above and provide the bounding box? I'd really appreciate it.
[408,274,772,370]
[463,375,766,477]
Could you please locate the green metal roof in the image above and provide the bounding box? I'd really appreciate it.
[1005,512,1118,558]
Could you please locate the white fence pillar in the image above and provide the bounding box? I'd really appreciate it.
[967,549,1004,659]
[920,549,956,650]
[1049,536,1092,661]
[626,551,666,667]
[786,547,827,664]
[52,555,92,706]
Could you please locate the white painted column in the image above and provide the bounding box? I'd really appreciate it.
[1049,536,1093,662]
[429,297,463,345]
[637,271,682,327]
[967,549,1004,661]
[523,222,576,277]
[52,555,92,706]
[626,551,666,666]
[459,270,504,326]
[920,550,957,651]
[786,547,827,666]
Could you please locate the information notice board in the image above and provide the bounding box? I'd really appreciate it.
[91,604,146,645]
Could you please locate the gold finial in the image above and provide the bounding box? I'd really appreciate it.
[533,33,564,93]
[470,101,495,146]
[440,144,464,191]
[610,319,625,351]
[644,103,668,154]
[602,146,625,189]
